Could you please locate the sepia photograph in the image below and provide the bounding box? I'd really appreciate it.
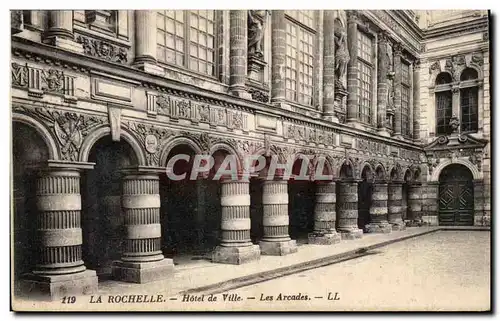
[9,8,491,312]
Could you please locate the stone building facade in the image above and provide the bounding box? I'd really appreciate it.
[10,10,490,300]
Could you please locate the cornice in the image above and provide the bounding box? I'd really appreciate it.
[423,16,488,39]
[11,36,423,153]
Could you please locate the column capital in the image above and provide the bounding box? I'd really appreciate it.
[346,10,360,24]
[393,42,403,56]
[377,31,390,44]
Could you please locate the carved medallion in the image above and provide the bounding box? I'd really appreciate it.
[145,134,158,154]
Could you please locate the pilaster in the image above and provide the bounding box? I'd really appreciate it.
[377,31,390,136]
[43,10,84,53]
[393,42,403,137]
[270,10,287,107]
[346,10,360,125]
[133,10,163,75]
[229,10,252,99]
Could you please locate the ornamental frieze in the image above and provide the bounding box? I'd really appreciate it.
[156,93,249,130]
[356,138,388,155]
[283,123,336,147]
[12,105,105,161]
[11,62,76,99]
[76,34,128,64]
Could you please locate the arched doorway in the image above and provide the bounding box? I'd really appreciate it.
[81,136,138,279]
[12,122,50,283]
[438,164,474,226]
[160,144,203,258]
[288,156,315,242]
[357,165,373,231]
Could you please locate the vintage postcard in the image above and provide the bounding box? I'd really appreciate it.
[10,9,491,312]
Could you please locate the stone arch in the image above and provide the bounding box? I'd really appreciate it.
[433,71,453,86]
[430,158,481,182]
[403,168,412,183]
[12,113,60,160]
[460,67,480,81]
[413,166,422,183]
[337,158,355,179]
[79,125,147,166]
[209,141,244,173]
[374,163,386,181]
[313,153,335,179]
[159,135,204,167]
[388,163,403,182]
[360,162,374,182]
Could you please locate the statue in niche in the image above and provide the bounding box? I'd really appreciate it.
[386,42,394,76]
[248,10,267,59]
[334,21,350,90]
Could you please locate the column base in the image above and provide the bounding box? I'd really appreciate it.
[212,244,261,265]
[390,221,407,231]
[377,128,391,137]
[230,89,253,99]
[259,239,298,256]
[133,62,165,76]
[44,37,84,54]
[322,114,338,123]
[421,215,438,226]
[308,232,341,245]
[112,258,174,284]
[338,228,363,240]
[365,222,393,233]
[20,269,97,301]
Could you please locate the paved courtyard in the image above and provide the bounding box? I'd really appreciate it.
[235,231,490,311]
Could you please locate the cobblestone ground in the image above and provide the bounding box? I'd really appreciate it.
[236,231,490,311]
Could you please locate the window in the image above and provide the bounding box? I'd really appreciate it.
[460,87,478,132]
[285,11,315,106]
[434,71,453,135]
[157,10,216,76]
[436,91,453,135]
[356,31,373,124]
[401,62,411,138]
[460,68,479,133]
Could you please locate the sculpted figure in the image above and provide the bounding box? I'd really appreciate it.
[334,29,350,87]
[248,10,267,58]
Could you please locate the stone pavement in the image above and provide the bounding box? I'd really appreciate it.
[15,226,490,306]
[97,227,443,297]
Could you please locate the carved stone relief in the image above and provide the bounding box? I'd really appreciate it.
[76,34,128,64]
[12,106,106,161]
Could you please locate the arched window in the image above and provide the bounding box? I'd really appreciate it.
[460,68,479,133]
[435,72,453,135]
[157,10,217,77]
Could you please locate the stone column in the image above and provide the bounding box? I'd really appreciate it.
[336,179,363,239]
[346,11,359,124]
[270,10,287,106]
[452,86,461,119]
[408,182,422,221]
[365,181,392,233]
[22,168,97,300]
[322,10,337,122]
[388,181,406,230]
[393,43,403,137]
[413,60,421,141]
[377,32,390,136]
[134,10,163,75]
[308,181,341,244]
[229,10,252,99]
[113,172,173,283]
[259,179,297,255]
[213,178,260,264]
[43,10,83,52]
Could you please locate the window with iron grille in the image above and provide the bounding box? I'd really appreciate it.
[356,31,373,124]
[401,62,411,138]
[460,87,478,133]
[157,10,216,76]
[436,91,453,135]
[285,11,315,106]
